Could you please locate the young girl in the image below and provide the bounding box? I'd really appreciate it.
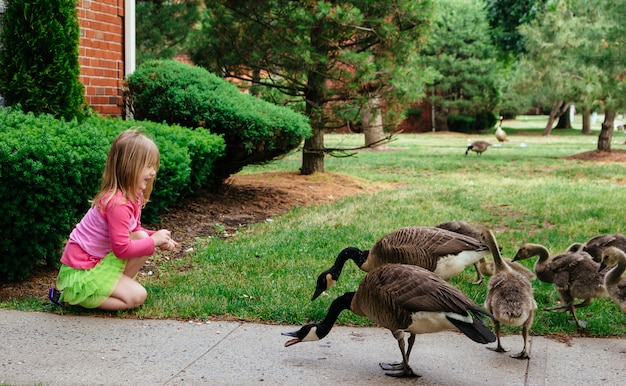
[49,129,178,310]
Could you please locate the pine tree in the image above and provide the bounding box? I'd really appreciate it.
[0,0,86,121]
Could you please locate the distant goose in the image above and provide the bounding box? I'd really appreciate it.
[284,264,496,378]
[435,221,535,284]
[482,229,536,359]
[513,243,607,328]
[311,226,491,300]
[598,247,626,312]
[466,140,491,156]
[495,116,508,143]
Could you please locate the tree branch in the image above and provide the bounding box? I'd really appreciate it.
[303,133,397,157]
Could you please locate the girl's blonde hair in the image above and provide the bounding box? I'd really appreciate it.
[91,128,160,209]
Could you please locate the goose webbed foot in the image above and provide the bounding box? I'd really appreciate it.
[487,345,510,353]
[573,299,591,308]
[379,362,420,378]
[379,361,403,371]
[567,319,588,328]
[511,350,530,359]
[543,305,569,312]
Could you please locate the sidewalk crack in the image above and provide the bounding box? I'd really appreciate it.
[161,322,243,385]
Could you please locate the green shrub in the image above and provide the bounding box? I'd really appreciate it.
[126,60,312,183]
[0,108,224,281]
[405,106,422,119]
[447,111,497,133]
[473,111,498,131]
[0,0,87,121]
[447,115,475,132]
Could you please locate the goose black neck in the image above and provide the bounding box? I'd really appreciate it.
[316,292,355,339]
[334,247,368,271]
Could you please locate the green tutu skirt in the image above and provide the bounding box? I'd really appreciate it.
[56,252,126,309]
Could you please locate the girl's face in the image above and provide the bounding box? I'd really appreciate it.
[137,164,157,191]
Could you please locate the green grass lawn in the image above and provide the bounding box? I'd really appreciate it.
[3,115,626,337]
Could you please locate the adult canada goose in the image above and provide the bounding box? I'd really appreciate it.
[466,140,491,156]
[435,221,535,284]
[284,264,496,378]
[598,247,626,312]
[513,243,607,328]
[495,116,508,143]
[482,229,536,359]
[579,234,626,263]
[435,220,485,284]
[311,226,491,300]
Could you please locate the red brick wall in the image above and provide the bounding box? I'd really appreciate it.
[77,0,125,117]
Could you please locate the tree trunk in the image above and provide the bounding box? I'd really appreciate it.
[301,129,325,174]
[581,111,591,135]
[543,101,565,135]
[597,110,615,151]
[362,96,387,149]
[300,23,327,175]
[250,69,261,97]
[435,111,449,132]
[555,106,572,129]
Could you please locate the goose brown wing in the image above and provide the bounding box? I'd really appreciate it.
[549,251,594,290]
[370,227,486,271]
[354,264,496,344]
[364,264,478,315]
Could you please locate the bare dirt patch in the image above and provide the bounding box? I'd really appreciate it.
[564,149,626,162]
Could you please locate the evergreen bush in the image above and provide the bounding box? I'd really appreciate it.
[126,60,311,184]
[0,0,87,121]
[447,111,497,133]
[447,115,476,132]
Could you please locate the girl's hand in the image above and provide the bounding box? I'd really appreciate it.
[160,238,179,251]
[151,229,179,250]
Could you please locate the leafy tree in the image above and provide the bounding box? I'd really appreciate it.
[485,0,539,60]
[513,0,626,142]
[0,0,86,121]
[420,0,500,132]
[574,0,626,150]
[514,0,593,134]
[188,1,434,174]
[136,0,202,65]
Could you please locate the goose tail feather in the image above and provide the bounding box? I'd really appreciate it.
[446,308,496,344]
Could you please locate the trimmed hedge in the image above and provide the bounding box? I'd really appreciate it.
[126,60,312,183]
[0,107,224,281]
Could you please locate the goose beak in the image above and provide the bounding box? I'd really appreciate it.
[598,262,606,272]
[311,287,324,301]
[281,330,301,347]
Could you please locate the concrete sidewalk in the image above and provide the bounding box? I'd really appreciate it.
[1,309,624,385]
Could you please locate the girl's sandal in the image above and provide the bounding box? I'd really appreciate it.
[48,288,67,308]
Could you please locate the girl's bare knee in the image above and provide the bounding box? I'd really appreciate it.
[132,286,148,307]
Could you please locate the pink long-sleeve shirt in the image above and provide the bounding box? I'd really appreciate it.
[61,190,155,269]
